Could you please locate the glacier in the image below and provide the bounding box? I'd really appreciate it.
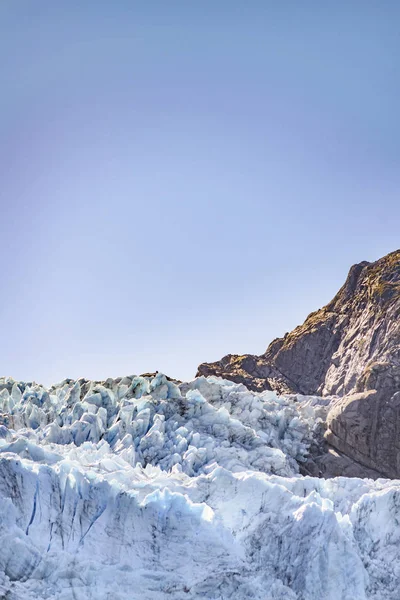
[0,373,399,599]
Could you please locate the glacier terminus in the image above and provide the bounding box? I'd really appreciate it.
[0,373,399,599]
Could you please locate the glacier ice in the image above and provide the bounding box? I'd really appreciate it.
[0,373,399,599]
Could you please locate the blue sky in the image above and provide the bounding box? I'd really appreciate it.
[1,2,399,385]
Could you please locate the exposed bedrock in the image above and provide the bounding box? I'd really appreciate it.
[198,250,400,478]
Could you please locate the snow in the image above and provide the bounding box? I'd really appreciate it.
[0,373,399,599]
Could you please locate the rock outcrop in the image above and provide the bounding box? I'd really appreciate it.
[198,249,400,478]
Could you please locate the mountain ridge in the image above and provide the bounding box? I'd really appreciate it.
[198,249,400,477]
[198,249,400,395]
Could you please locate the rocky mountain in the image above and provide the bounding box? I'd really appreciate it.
[198,249,400,478]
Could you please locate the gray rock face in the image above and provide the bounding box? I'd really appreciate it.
[197,250,400,477]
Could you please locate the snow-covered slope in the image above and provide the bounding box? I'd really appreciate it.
[0,374,399,599]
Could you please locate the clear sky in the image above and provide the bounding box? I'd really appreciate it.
[1,2,399,385]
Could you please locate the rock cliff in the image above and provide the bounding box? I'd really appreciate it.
[198,249,400,477]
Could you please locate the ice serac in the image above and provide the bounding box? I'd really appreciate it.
[197,250,400,478]
[0,373,400,599]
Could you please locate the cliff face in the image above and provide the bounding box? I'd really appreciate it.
[198,250,400,397]
[197,250,400,477]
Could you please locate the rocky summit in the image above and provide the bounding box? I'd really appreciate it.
[198,249,400,478]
